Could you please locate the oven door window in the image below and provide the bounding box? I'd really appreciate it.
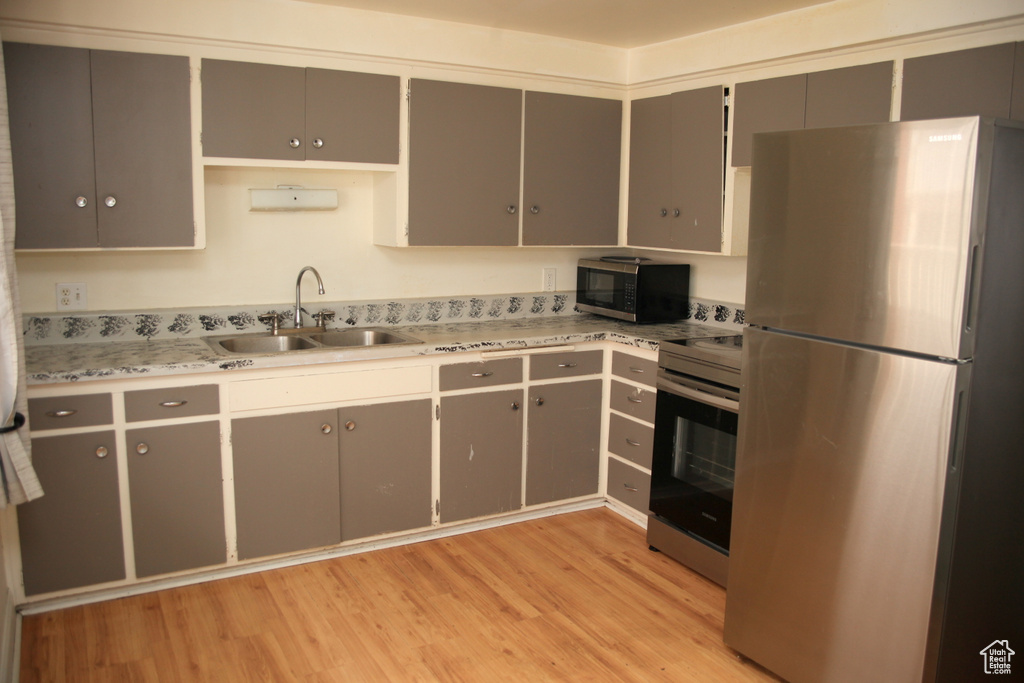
[672,406,737,495]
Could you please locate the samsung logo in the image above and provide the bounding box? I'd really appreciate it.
[701,512,718,522]
[929,134,963,142]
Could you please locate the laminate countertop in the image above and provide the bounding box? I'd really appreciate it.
[25,315,739,385]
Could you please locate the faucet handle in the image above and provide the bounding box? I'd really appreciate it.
[314,310,335,328]
[258,312,283,333]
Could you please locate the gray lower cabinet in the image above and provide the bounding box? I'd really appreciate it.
[126,422,226,578]
[201,58,400,163]
[3,42,193,249]
[18,432,125,596]
[627,86,724,252]
[525,379,602,506]
[339,400,432,541]
[232,409,342,560]
[440,389,524,523]
[901,42,1020,122]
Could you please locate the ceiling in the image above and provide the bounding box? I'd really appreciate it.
[295,0,836,49]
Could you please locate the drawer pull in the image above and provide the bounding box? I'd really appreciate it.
[625,438,641,447]
[629,366,645,374]
[95,446,108,459]
[159,400,187,408]
[557,362,577,368]
[471,372,493,378]
[627,396,643,404]
[623,483,639,492]
[136,443,149,455]
[45,409,77,418]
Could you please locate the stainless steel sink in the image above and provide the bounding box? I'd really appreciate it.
[205,328,422,355]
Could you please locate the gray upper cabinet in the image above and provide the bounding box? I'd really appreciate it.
[628,85,724,253]
[201,58,400,163]
[339,400,432,541]
[901,43,1018,121]
[408,79,522,246]
[732,62,893,166]
[522,92,621,246]
[4,42,194,249]
[18,432,125,595]
[1013,43,1024,121]
[126,421,226,578]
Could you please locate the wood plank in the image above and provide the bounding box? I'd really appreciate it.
[20,509,780,682]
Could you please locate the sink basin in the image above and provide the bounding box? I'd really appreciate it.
[309,329,421,347]
[205,327,422,355]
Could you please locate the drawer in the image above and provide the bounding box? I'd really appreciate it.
[439,358,523,391]
[125,384,220,422]
[28,393,113,430]
[607,413,654,469]
[607,457,651,514]
[529,350,602,381]
[611,351,657,387]
[608,379,656,423]
[230,365,432,412]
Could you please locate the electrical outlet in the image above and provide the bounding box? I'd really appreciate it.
[56,282,87,311]
[542,268,557,292]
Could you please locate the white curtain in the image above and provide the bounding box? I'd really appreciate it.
[0,29,42,506]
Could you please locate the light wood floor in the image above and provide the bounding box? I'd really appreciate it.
[19,508,781,682]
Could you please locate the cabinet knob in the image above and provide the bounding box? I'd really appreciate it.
[95,446,109,459]
[75,196,89,208]
[506,205,517,215]
[673,208,681,218]
[289,138,302,149]
[104,195,117,208]
[312,138,324,149]
[660,208,668,217]
[530,205,540,215]
[45,409,77,418]
[511,401,520,411]
[535,397,544,406]
[321,424,333,435]
[345,421,356,431]
[135,443,149,455]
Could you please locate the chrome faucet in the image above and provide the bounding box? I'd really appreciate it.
[294,266,325,328]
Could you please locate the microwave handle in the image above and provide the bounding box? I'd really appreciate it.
[657,378,740,413]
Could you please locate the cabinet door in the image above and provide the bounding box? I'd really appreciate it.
[522,92,620,246]
[901,43,1016,121]
[1013,42,1024,122]
[670,86,724,253]
[305,68,400,163]
[731,74,806,167]
[408,79,522,246]
[804,61,893,129]
[4,43,98,249]
[232,410,341,560]
[126,422,226,578]
[17,432,125,595]
[526,379,602,506]
[91,50,194,248]
[627,93,673,248]
[201,59,306,160]
[339,399,432,540]
[440,389,524,523]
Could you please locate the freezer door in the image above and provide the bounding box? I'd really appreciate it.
[745,117,983,359]
[725,327,968,683]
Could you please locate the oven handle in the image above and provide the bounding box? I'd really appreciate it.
[657,378,740,413]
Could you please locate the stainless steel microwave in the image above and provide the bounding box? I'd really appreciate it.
[576,258,690,323]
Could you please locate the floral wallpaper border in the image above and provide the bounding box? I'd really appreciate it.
[23,292,745,345]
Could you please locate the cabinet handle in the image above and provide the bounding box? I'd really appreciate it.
[471,372,493,378]
[506,205,517,215]
[557,362,577,368]
[535,397,544,406]
[159,400,187,408]
[45,409,77,418]
[95,446,108,459]
[511,401,520,411]
[627,395,643,403]
[135,443,149,455]
[289,138,301,149]
[104,195,117,208]
[312,138,324,149]
[625,438,641,447]
[623,483,639,492]
[75,196,88,208]
[344,421,356,431]
[530,205,540,215]
[629,366,645,374]
[321,424,333,435]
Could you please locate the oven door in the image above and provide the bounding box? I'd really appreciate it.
[650,372,739,552]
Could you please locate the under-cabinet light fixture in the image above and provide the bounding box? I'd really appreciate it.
[249,185,338,211]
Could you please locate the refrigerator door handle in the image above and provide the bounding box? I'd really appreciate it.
[964,244,982,334]
[948,389,969,473]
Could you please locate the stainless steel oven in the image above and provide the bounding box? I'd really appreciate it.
[647,334,741,587]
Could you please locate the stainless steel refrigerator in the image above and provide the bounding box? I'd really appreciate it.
[724,117,1024,683]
